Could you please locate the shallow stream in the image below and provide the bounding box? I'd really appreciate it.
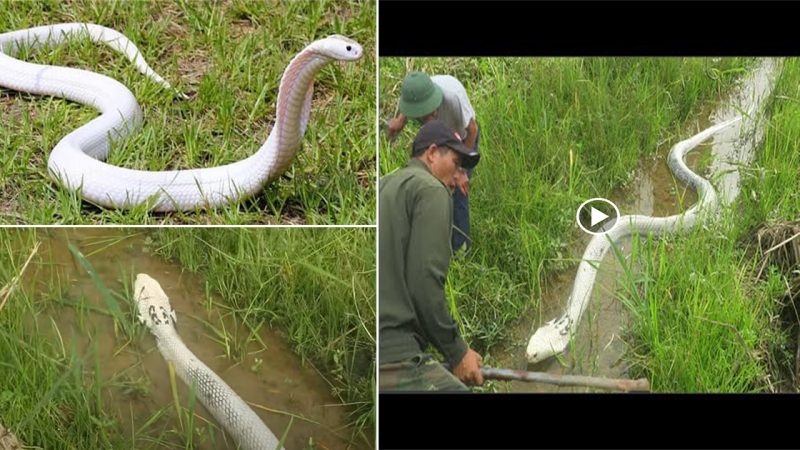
[497,58,780,392]
[23,228,360,449]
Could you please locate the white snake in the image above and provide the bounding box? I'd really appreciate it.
[135,273,280,450]
[0,23,362,211]
[526,116,743,363]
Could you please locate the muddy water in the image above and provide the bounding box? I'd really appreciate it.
[497,59,780,392]
[24,228,361,449]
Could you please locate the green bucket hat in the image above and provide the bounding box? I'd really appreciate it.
[399,72,443,119]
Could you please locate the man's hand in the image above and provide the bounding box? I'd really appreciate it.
[453,348,484,385]
[454,169,469,196]
[387,114,407,142]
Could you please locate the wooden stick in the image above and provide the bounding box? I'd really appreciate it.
[481,367,650,392]
[763,230,800,256]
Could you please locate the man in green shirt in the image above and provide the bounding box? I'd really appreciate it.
[379,120,484,391]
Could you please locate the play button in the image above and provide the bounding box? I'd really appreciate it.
[576,198,620,235]
[590,207,608,227]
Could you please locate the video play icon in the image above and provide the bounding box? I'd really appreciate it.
[576,198,620,235]
[590,207,608,227]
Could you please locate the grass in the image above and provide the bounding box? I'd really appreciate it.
[0,229,121,448]
[614,226,775,391]
[0,0,375,225]
[379,57,752,365]
[0,227,375,448]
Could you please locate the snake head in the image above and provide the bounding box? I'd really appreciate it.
[134,273,177,331]
[310,35,363,61]
[526,316,572,363]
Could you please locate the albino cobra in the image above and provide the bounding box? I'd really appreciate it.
[135,273,280,450]
[526,116,742,363]
[0,23,362,211]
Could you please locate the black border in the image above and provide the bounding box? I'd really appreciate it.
[379,1,800,57]
[379,393,797,449]
[378,2,799,449]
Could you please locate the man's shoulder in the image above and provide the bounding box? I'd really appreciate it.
[408,164,450,195]
[431,74,463,85]
[431,75,467,92]
[381,164,448,195]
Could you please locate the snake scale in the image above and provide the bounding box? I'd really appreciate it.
[135,273,280,450]
[0,23,362,211]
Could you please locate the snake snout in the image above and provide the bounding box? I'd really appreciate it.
[338,41,363,61]
[318,35,363,61]
[345,42,363,60]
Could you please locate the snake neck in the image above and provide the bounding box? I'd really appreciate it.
[267,49,332,176]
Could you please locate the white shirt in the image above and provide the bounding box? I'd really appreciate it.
[431,75,475,140]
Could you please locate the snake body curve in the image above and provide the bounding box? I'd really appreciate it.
[0,23,362,211]
[526,117,742,363]
[135,273,280,450]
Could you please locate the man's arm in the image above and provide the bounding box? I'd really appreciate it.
[387,113,408,142]
[456,117,477,196]
[405,185,468,368]
[464,118,478,150]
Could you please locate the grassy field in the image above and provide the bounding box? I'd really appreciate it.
[380,57,751,360]
[0,0,375,225]
[0,227,375,448]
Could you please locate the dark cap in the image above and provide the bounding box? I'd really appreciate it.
[412,120,480,169]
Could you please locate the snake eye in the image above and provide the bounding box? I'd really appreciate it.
[346,45,352,52]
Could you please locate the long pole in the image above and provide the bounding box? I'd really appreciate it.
[481,367,650,392]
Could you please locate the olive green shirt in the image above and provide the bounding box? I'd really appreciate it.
[379,158,468,368]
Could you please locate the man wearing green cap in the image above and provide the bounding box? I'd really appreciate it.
[387,72,479,252]
[379,120,483,391]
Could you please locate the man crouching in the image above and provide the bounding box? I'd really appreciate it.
[379,120,483,391]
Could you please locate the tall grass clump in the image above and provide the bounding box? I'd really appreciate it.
[615,225,777,391]
[380,57,751,354]
[750,61,800,384]
[0,0,375,225]
[0,229,127,447]
[151,228,375,439]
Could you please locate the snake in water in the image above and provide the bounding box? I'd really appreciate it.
[0,23,362,211]
[526,116,742,363]
[135,273,280,450]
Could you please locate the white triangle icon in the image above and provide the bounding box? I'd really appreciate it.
[590,207,609,227]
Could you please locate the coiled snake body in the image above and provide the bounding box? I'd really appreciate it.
[526,117,742,363]
[135,274,279,450]
[0,23,362,211]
